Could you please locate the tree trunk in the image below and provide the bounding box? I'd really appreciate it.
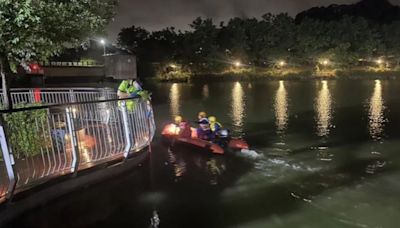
[0,56,12,110]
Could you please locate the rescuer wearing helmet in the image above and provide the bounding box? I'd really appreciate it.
[208,116,223,135]
[117,79,150,111]
[208,116,223,142]
[209,116,229,146]
[174,115,183,125]
[197,111,211,140]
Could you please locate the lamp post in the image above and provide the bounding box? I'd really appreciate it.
[234,61,242,68]
[376,59,383,65]
[100,39,106,56]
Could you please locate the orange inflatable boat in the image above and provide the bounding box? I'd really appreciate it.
[161,123,249,155]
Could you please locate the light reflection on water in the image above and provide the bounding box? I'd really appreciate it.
[231,82,245,135]
[202,84,209,99]
[315,80,333,137]
[168,149,187,178]
[169,83,180,118]
[274,81,289,135]
[368,80,386,140]
[168,148,226,185]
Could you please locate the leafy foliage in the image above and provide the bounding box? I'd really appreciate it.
[0,0,116,109]
[3,103,49,159]
[0,0,116,65]
[118,12,400,76]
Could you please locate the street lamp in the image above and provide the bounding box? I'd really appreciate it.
[322,59,329,66]
[100,39,106,56]
[234,61,242,67]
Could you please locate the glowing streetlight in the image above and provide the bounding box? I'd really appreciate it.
[234,61,242,67]
[321,59,330,66]
[376,59,383,65]
[99,39,106,55]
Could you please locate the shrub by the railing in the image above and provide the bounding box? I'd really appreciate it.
[2,103,50,159]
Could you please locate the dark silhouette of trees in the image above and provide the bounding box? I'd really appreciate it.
[117,0,400,77]
[295,0,400,24]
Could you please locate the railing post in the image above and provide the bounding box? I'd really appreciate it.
[121,101,132,158]
[146,101,156,143]
[0,116,17,201]
[29,89,35,104]
[69,89,76,103]
[66,107,80,176]
[102,88,111,100]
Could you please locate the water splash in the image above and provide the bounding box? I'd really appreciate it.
[150,210,160,228]
[238,149,263,159]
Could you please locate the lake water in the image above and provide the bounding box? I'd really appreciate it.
[7,79,400,228]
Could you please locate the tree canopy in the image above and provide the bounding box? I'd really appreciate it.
[0,0,116,109]
[0,0,115,65]
[118,13,400,76]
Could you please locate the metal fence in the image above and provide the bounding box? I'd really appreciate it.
[0,88,116,107]
[0,97,155,202]
[0,160,9,203]
[40,61,102,67]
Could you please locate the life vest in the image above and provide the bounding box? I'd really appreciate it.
[210,121,222,132]
[118,80,142,95]
[118,80,143,111]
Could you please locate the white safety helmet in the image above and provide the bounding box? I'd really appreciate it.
[132,80,143,91]
[217,129,229,138]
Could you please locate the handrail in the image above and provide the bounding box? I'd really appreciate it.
[0,87,118,107]
[40,61,103,67]
[0,97,155,203]
[0,97,137,113]
[1,87,113,92]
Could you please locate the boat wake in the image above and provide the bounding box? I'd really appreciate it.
[238,149,264,159]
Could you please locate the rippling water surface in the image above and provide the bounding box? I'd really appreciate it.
[9,79,400,228]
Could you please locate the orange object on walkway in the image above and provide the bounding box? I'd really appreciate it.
[34,88,41,103]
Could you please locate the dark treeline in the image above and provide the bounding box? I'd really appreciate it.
[117,0,400,77]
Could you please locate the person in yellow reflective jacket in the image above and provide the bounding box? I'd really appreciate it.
[208,116,222,132]
[208,116,223,140]
[117,79,150,111]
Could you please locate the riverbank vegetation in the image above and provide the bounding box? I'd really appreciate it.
[117,0,400,81]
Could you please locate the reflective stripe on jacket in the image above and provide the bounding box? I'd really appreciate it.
[210,122,222,132]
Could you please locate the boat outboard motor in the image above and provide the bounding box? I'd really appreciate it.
[217,129,229,138]
[215,129,230,148]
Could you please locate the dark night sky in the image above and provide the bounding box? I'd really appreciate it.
[107,0,400,40]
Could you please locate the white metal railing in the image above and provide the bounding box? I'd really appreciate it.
[0,97,155,203]
[40,61,102,67]
[0,88,116,107]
